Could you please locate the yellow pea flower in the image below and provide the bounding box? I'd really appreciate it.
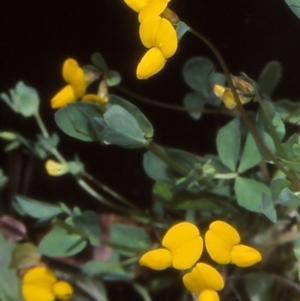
[51,59,86,109]
[51,59,107,109]
[139,222,203,270]
[137,15,177,79]
[45,159,69,176]
[183,263,224,301]
[205,221,262,267]
[22,266,73,301]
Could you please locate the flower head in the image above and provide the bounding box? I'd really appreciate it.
[22,266,73,301]
[45,159,69,176]
[205,221,262,267]
[139,222,203,270]
[183,263,224,301]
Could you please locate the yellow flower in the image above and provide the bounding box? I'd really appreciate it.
[51,59,107,109]
[22,266,73,301]
[45,159,69,176]
[139,222,203,270]
[205,221,262,267]
[51,59,86,109]
[183,263,224,301]
[137,15,177,79]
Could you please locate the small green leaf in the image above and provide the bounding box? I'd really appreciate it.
[107,70,121,87]
[238,133,262,173]
[91,52,108,72]
[176,21,190,40]
[109,95,153,138]
[15,195,63,220]
[183,92,205,120]
[38,226,87,257]
[153,182,173,201]
[216,118,241,171]
[285,0,300,19]
[234,177,271,213]
[55,102,103,141]
[258,61,282,96]
[275,99,300,124]
[102,105,146,148]
[245,273,273,301]
[0,81,39,117]
[261,195,277,222]
[133,283,152,301]
[110,223,150,255]
[73,211,101,246]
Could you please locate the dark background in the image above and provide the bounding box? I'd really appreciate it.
[1,0,300,209]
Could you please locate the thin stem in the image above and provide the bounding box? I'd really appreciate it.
[188,27,300,188]
[34,112,50,138]
[145,141,189,176]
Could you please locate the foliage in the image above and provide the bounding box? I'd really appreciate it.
[1,2,300,301]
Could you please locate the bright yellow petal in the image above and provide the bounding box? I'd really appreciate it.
[138,0,169,23]
[198,289,220,301]
[124,0,150,12]
[52,281,73,301]
[155,17,177,57]
[22,267,57,301]
[213,84,226,98]
[205,221,240,264]
[82,94,108,105]
[62,59,86,98]
[137,48,166,79]
[222,90,238,109]
[139,16,161,48]
[22,285,54,301]
[139,248,172,270]
[45,160,69,176]
[183,263,224,293]
[231,244,262,267]
[51,85,76,109]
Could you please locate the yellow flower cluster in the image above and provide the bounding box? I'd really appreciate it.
[140,221,262,301]
[124,0,177,79]
[22,266,73,301]
[51,58,108,109]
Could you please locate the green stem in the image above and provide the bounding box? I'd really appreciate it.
[34,112,50,138]
[188,27,300,188]
[145,141,189,176]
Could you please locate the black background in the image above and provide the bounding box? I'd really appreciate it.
[1,0,300,209]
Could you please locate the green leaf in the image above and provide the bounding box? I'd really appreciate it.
[133,283,152,301]
[0,235,22,301]
[294,232,300,281]
[238,133,262,173]
[73,211,101,246]
[15,195,63,220]
[173,198,222,211]
[182,57,225,105]
[153,182,173,201]
[275,99,300,124]
[109,223,150,255]
[102,105,146,148]
[36,133,59,152]
[83,251,132,281]
[0,81,39,117]
[176,21,190,40]
[245,273,273,301]
[107,70,121,87]
[234,177,271,213]
[55,102,103,141]
[261,195,277,222]
[91,52,108,72]
[38,226,87,257]
[108,95,153,138]
[183,92,205,120]
[216,118,241,171]
[285,0,300,19]
[258,61,282,96]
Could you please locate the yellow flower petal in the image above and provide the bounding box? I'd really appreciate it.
[51,85,77,109]
[82,94,108,105]
[213,84,226,98]
[231,244,262,267]
[45,160,69,176]
[52,281,73,300]
[198,289,220,301]
[137,48,166,79]
[62,59,86,98]
[22,267,57,301]
[139,15,161,48]
[183,263,224,293]
[222,90,238,109]
[138,0,169,23]
[124,0,150,12]
[161,222,203,269]
[139,248,172,270]
[205,221,240,264]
